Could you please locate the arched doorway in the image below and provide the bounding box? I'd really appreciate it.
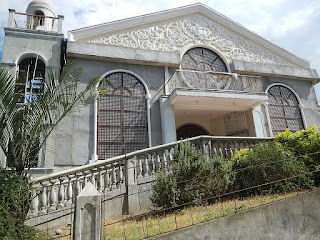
[176,124,209,140]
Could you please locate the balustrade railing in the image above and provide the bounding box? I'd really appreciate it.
[7,10,63,33]
[164,70,264,96]
[30,136,271,218]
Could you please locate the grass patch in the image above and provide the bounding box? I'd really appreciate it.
[103,191,307,240]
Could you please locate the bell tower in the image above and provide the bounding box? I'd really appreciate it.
[0,0,64,74]
[0,0,65,170]
[26,0,56,32]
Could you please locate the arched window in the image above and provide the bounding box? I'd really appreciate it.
[181,47,228,72]
[33,10,45,28]
[17,57,45,103]
[176,124,209,140]
[97,72,149,159]
[267,85,304,136]
[180,47,232,90]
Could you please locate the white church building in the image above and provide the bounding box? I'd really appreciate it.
[1,0,320,175]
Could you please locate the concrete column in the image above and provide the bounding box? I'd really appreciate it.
[57,15,64,33]
[8,9,15,28]
[124,159,140,215]
[73,182,101,240]
[160,96,176,144]
[253,106,265,137]
[164,66,170,95]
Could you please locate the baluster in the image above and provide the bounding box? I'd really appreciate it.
[30,188,39,217]
[58,178,65,209]
[116,162,121,187]
[111,164,116,189]
[213,147,217,157]
[83,171,88,186]
[120,162,125,184]
[208,140,212,159]
[150,153,155,175]
[49,180,57,212]
[234,141,239,152]
[66,176,73,208]
[91,170,96,187]
[163,150,168,171]
[156,152,161,172]
[75,176,81,197]
[145,155,150,176]
[98,168,105,194]
[138,157,143,178]
[39,183,47,215]
[105,168,111,190]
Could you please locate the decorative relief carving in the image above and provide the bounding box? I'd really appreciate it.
[88,16,293,66]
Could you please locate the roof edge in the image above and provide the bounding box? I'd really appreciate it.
[68,3,310,68]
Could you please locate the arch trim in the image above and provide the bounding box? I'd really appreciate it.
[15,52,47,66]
[179,44,231,73]
[265,83,306,136]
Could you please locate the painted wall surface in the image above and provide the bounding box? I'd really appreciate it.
[1,30,62,68]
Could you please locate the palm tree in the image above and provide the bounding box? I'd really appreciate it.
[0,62,99,175]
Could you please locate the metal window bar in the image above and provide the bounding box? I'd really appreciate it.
[97,72,149,159]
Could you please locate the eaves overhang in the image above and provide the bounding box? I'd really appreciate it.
[168,88,268,112]
[67,41,180,67]
[231,60,319,81]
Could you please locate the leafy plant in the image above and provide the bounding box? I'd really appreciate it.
[150,141,232,209]
[0,63,99,238]
[0,170,47,239]
[0,62,99,174]
[275,126,320,184]
[231,142,313,196]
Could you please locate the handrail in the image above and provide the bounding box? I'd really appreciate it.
[15,12,58,19]
[27,135,271,221]
[33,135,271,183]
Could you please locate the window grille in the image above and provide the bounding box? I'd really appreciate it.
[97,72,149,159]
[267,85,304,135]
[181,47,228,72]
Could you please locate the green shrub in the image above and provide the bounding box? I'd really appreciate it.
[231,142,313,196]
[275,126,320,185]
[0,170,45,240]
[150,141,232,209]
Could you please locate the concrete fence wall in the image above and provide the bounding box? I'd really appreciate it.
[149,189,320,240]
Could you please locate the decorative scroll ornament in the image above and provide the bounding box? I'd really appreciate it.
[88,16,294,66]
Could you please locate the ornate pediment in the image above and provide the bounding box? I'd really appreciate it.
[88,16,294,67]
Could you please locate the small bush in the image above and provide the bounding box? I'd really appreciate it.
[150,141,232,209]
[0,170,44,240]
[275,126,320,185]
[231,142,313,196]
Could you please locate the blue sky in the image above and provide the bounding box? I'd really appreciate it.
[1,0,320,99]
